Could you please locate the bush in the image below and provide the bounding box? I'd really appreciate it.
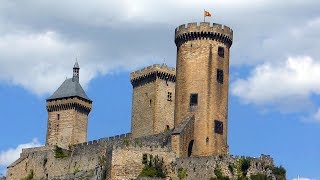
[251,174,271,180]
[22,169,34,180]
[235,157,251,178]
[271,165,286,180]
[210,168,230,180]
[177,168,187,180]
[240,158,250,176]
[139,155,166,178]
[54,145,68,158]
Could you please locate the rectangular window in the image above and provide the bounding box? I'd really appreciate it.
[57,114,60,120]
[217,69,224,84]
[218,46,224,58]
[190,94,198,107]
[214,120,223,134]
[167,92,172,101]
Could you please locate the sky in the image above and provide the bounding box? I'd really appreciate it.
[0,0,319,179]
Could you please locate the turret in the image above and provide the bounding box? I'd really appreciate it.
[46,62,92,149]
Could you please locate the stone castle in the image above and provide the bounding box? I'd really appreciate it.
[6,21,285,180]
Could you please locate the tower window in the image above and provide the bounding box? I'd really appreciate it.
[214,120,223,134]
[217,69,224,84]
[57,114,60,120]
[149,99,152,107]
[167,92,172,101]
[190,94,198,107]
[218,46,224,58]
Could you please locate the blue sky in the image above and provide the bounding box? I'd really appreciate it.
[0,0,320,179]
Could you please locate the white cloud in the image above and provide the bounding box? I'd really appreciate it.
[313,108,320,122]
[0,138,42,174]
[0,0,319,96]
[231,56,320,114]
[0,31,99,95]
[292,177,318,180]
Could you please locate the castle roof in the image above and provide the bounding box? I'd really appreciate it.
[47,78,92,102]
[47,62,91,102]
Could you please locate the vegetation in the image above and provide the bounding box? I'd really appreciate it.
[22,169,34,180]
[123,138,130,146]
[270,165,286,180]
[54,145,68,158]
[210,167,230,180]
[177,168,188,180]
[235,157,251,178]
[73,166,80,174]
[228,164,235,175]
[250,174,271,180]
[139,154,166,178]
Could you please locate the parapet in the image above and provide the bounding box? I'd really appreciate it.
[175,22,233,47]
[130,64,176,88]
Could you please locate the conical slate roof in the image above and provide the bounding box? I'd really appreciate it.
[47,78,91,102]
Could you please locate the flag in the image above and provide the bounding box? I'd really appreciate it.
[204,10,212,17]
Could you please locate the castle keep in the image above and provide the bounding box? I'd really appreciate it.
[6,21,285,180]
[173,22,233,157]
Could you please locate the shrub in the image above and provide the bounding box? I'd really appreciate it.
[177,168,187,180]
[54,145,68,158]
[228,164,234,175]
[250,174,271,180]
[210,168,230,180]
[123,138,129,146]
[271,165,286,180]
[236,157,251,177]
[22,169,34,180]
[139,155,166,178]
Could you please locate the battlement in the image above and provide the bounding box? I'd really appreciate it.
[130,64,175,80]
[130,64,176,88]
[175,22,233,47]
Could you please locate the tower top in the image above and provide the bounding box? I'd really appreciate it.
[174,22,233,47]
[130,64,176,88]
[47,62,91,103]
[74,61,80,69]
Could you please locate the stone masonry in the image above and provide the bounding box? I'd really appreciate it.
[174,22,233,156]
[130,64,176,138]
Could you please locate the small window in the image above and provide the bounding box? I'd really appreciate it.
[149,99,152,107]
[190,94,198,106]
[167,92,172,101]
[217,69,224,84]
[57,114,60,120]
[214,120,223,134]
[166,125,170,130]
[218,46,224,58]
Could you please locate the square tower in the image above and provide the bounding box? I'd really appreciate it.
[46,62,92,149]
[130,64,176,138]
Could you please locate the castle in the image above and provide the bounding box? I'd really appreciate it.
[6,21,285,180]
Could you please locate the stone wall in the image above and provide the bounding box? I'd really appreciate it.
[172,115,195,157]
[6,132,172,180]
[6,132,281,180]
[131,81,156,138]
[174,155,275,180]
[111,145,176,180]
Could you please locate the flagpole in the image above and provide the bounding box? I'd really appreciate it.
[203,9,205,22]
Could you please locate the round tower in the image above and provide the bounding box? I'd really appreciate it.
[174,22,233,156]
